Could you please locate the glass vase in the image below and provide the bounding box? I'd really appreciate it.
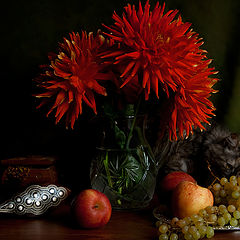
[90,115,158,209]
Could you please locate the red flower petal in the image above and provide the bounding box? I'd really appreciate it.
[35,31,112,128]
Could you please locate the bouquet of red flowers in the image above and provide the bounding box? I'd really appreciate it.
[34,1,218,142]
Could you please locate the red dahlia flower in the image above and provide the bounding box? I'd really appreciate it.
[166,74,218,141]
[102,1,218,140]
[35,31,113,129]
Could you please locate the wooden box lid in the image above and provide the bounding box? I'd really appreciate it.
[1,155,56,167]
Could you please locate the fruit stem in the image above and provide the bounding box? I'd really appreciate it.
[206,158,221,182]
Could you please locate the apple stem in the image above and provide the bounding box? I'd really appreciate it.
[93,204,99,209]
[103,151,113,188]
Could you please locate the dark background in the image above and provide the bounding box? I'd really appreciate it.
[1,0,239,190]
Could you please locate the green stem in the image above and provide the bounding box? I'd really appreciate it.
[103,151,113,188]
[117,187,122,205]
[125,97,142,149]
[136,125,155,162]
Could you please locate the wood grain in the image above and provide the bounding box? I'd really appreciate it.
[0,204,239,239]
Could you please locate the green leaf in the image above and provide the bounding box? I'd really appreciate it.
[121,154,143,184]
[124,104,135,116]
[114,124,126,149]
[103,102,116,118]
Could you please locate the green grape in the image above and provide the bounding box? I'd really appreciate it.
[198,209,207,217]
[219,189,226,198]
[159,224,168,234]
[213,206,218,212]
[156,221,162,228]
[192,230,201,240]
[223,212,232,223]
[237,176,240,186]
[195,221,203,229]
[169,233,178,240]
[206,226,214,238]
[206,206,215,214]
[188,226,197,235]
[208,214,217,222]
[213,183,221,191]
[224,182,232,191]
[232,191,240,199]
[219,205,227,214]
[228,204,236,213]
[182,225,189,234]
[233,186,240,191]
[230,181,237,187]
[230,218,238,226]
[217,216,226,226]
[220,177,228,186]
[159,233,169,240]
[230,176,237,183]
[214,196,221,205]
[190,214,201,222]
[184,232,193,240]
[214,190,220,198]
[196,216,203,222]
[198,225,207,235]
[177,219,186,228]
[233,210,240,219]
[171,217,179,226]
[184,217,192,225]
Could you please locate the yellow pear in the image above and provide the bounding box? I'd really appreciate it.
[171,181,214,219]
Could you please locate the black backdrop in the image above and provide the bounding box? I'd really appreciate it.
[1,0,239,191]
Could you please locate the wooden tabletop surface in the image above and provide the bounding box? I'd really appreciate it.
[0,204,239,240]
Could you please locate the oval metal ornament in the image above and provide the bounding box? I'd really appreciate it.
[0,185,69,216]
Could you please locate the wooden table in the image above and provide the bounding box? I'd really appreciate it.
[0,204,239,240]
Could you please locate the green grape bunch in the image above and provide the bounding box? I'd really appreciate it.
[209,176,240,208]
[156,175,240,240]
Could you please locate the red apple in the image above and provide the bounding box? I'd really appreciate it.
[171,181,214,219]
[72,189,112,228]
[160,171,196,192]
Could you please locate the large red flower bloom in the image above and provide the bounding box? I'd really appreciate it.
[102,1,218,140]
[167,67,218,141]
[35,31,113,129]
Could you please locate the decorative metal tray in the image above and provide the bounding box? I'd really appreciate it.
[153,206,240,231]
[0,185,69,216]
